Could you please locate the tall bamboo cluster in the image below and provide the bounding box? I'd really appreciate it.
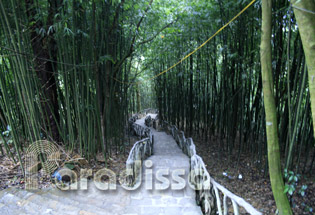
[153,0,314,174]
[0,0,153,163]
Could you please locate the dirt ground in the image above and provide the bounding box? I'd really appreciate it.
[0,136,138,191]
[193,135,315,215]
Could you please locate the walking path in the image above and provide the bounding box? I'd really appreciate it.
[0,115,202,215]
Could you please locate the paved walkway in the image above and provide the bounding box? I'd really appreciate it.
[0,115,202,215]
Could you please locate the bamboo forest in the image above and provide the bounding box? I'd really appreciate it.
[0,0,314,214]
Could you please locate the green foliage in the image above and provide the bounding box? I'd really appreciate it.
[2,125,11,139]
[99,55,116,64]
[283,169,312,213]
[65,163,75,170]
[283,169,301,196]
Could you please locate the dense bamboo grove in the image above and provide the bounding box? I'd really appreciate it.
[0,0,161,163]
[153,0,314,176]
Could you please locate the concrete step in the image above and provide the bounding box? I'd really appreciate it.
[43,184,131,213]
[0,204,28,215]
[10,188,108,215]
[0,190,44,215]
[122,205,202,215]
[0,194,29,215]
[39,189,116,214]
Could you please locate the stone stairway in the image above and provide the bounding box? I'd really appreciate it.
[0,115,202,215]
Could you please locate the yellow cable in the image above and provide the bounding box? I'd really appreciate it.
[114,0,256,85]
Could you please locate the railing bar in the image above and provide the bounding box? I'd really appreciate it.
[223,194,228,215]
[214,185,223,215]
[126,112,157,186]
[210,178,262,215]
[232,199,240,215]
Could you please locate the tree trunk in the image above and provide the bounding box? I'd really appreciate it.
[136,84,141,112]
[260,0,292,214]
[189,55,194,136]
[25,0,61,142]
[292,0,315,140]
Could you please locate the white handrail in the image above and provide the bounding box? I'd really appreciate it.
[163,122,262,215]
[126,115,154,186]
